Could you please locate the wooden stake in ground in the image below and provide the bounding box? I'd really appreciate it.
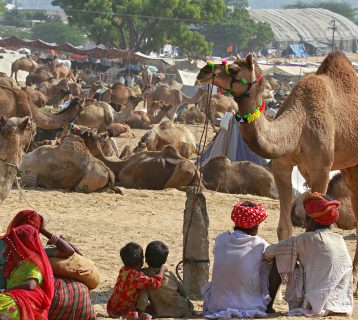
[183,187,209,298]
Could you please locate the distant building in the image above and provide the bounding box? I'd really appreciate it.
[250,8,358,54]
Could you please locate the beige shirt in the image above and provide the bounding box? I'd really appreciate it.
[265,229,353,316]
[136,267,193,318]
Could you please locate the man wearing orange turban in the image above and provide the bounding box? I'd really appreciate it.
[264,192,353,317]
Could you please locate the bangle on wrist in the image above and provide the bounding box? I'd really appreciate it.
[48,234,59,245]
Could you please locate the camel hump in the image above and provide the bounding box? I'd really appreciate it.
[158,120,174,130]
[316,51,356,81]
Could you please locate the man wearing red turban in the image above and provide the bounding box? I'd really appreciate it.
[265,192,353,317]
[202,200,274,319]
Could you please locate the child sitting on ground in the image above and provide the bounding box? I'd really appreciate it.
[137,241,194,318]
[107,242,167,318]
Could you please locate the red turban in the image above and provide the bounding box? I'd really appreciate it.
[303,192,340,225]
[231,201,268,229]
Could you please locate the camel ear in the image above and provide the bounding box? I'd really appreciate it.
[236,53,242,60]
[17,116,31,131]
[0,116,7,128]
[246,54,253,69]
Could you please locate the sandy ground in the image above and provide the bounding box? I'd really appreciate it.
[0,126,355,319]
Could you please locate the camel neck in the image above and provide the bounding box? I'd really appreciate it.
[234,92,303,159]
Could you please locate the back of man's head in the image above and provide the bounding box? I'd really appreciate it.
[145,241,169,268]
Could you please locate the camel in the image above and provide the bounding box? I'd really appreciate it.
[20,134,116,193]
[39,78,70,104]
[75,99,114,132]
[81,132,197,189]
[109,123,134,138]
[196,51,358,293]
[0,86,83,131]
[112,95,144,123]
[291,174,356,231]
[47,61,75,81]
[0,116,36,204]
[177,106,206,124]
[145,85,206,117]
[124,102,175,129]
[22,87,47,108]
[201,155,278,199]
[0,72,20,88]
[197,93,238,123]
[11,57,38,84]
[135,120,197,159]
[26,67,53,86]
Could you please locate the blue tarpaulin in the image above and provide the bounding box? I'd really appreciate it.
[289,44,308,57]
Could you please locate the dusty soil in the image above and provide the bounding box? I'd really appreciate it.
[0,124,357,319]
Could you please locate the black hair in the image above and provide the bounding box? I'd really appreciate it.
[120,242,144,268]
[145,241,169,268]
[234,225,259,236]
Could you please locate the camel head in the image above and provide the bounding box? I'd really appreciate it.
[196,54,264,98]
[0,116,36,157]
[79,131,103,157]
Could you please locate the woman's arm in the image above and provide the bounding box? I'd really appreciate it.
[40,219,75,258]
[2,279,38,292]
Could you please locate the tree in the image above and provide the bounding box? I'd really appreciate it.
[32,21,86,45]
[52,0,225,58]
[200,7,274,56]
[284,1,358,22]
[0,0,7,16]
[3,9,28,27]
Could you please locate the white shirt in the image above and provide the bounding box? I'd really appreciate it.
[202,230,271,318]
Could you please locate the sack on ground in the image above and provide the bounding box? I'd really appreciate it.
[48,253,100,290]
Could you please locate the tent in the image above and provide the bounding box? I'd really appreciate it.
[198,112,307,193]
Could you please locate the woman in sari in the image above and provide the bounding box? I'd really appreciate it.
[0,217,54,319]
[0,210,96,320]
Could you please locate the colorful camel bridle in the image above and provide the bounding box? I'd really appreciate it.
[206,60,265,124]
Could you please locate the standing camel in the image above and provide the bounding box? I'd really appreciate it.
[11,57,38,84]
[196,52,358,294]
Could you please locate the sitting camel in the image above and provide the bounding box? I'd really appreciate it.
[112,95,144,123]
[11,57,38,84]
[134,120,197,159]
[82,132,197,189]
[109,123,134,138]
[22,87,47,108]
[0,116,36,203]
[196,51,358,293]
[200,155,278,199]
[75,99,114,132]
[20,135,116,193]
[291,174,356,231]
[125,101,175,129]
[39,78,70,105]
[177,106,206,124]
[26,67,53,86]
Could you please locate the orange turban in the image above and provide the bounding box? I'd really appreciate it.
[303,192,340,225]
[231,201,268,229]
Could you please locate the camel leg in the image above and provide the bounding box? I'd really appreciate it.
[340,165,358,296]
[272,158,294,240]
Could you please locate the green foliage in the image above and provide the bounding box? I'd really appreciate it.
[0,0,7,16]
[3,9,28,27]
[31,21,86,45]
[200,7,274,55]
[284,1,357,22]
[52,0,225,58]
[0,25,32,39]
